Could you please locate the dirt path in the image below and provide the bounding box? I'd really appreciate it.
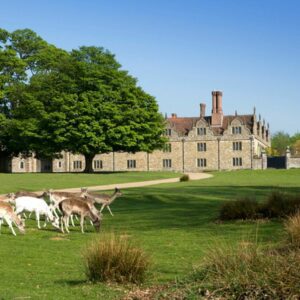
[55,172,213,193]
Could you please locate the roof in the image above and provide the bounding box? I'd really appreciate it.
[167,114,254,136]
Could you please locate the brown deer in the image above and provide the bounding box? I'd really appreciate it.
[47,188,89,225]
[59,198,101,234]
[0,202,25,236]
[85,187,122,216]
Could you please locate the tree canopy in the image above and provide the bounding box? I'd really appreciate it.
[270,131,300,156]
[0,28,166,172]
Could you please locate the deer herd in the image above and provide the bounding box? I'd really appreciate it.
[0,187,123,236]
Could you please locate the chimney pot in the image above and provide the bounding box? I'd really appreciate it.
[200,103,206,118]
[171,113,177,118]
[211,90,224,126]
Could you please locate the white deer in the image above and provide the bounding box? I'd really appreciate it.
[0,202,25,236]
[14,191,48,219]
[14,196,59,229]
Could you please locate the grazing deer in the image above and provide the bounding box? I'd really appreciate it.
[14,196,59,229]
[0,202,25,236]
[13,191,48,219]
[59,198,101,234]
[86,187,122,216]
[47,189,90,225]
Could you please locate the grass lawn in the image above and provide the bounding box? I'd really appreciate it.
[0,171,181,194]
[0,169,299,299]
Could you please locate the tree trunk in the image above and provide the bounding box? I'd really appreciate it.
[83,154,95,173]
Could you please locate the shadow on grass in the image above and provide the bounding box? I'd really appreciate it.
[54,279,87,286]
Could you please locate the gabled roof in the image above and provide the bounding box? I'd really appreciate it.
[167,114,254,136]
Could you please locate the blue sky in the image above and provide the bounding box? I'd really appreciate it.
[2,0,300,134]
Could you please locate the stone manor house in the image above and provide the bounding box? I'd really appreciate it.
[2,91,271,173]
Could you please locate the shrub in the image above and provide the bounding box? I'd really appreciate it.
[187,242,300,299]
[219,197,260,220]
[83,234,150,284]
[261,191,300,218]
[179,174,190,182]
[285,211,300,247]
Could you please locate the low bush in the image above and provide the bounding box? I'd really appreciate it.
[168,242,300,299]
[219,197,260,220]
[190,242,300,299]
[83,234,150,284]
[179,174,190,182]
[261,191,300,218]
[285,211,300,247]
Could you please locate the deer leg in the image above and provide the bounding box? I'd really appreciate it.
[36,211,41,229]
[4,216,16,236]
[107,206,114,216]
[100,204,106,213]
[80,215,85,234]
[60,216,64,233]
[28,212,33,218]
[50,205,59,219]
[63,216,69,233]
[70,215,75,227]
[43,215,48,228]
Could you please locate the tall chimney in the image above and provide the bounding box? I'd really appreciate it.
[211,91,224,126]
[200,103,206,118]
[216,91,223,114]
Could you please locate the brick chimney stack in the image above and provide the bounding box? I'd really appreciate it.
[171,113,177,118]
[211,91,223,126]
[200,103,206,118]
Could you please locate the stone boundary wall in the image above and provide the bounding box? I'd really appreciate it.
[286,156,300,169]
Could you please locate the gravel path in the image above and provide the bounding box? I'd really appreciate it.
[55,172,213,193]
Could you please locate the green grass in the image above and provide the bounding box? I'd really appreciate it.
[0,169,300,299]
[0,171,180,194]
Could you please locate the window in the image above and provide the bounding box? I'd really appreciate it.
[233,141,242,151]
[58,161,62,168]
[232,126,242,134]
[233,157,242,166]
[197,158,207,167]
[93,160,103,169]
[73,160,82,169]
[197,127,206,135]
[127,160,136,169]
[197,142,207,152]
[164,129,172,136]
[163,143,172,153]
[163,159,172,168]
[20,161,24,169]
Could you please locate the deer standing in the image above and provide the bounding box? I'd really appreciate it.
[47,189,90,225]
[59,198,101,234]
[14,196,59,229]
[86,187,122,216]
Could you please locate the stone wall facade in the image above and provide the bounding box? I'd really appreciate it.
[4,91,271,173]
[286,148,300,169]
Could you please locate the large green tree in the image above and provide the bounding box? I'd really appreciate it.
[0,29,166,172]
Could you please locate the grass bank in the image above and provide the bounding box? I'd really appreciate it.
[0,171,181,194]
[0,169,299,298]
